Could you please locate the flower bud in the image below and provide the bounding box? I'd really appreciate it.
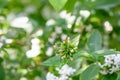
[62,55,66,59]
[70,57,73,61]
[70,49,74,53]
[53,45,57,49]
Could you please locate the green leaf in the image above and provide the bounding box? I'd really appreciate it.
[49,0,68,11]
[83,0,120,9]
[101,73,117,80]
[0,57,3,64]
[80,63,100,80]
[87,30,102,52]
[64,0,77,12]
[117,72,120,80]
[71,35,80,46]
[0,0,8,8]
[0,65,5,80]
[41,56,61,66]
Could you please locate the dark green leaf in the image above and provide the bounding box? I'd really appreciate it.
[101,73,117,80]
[80,63,100,80]
[0,57,3,64]
[0,65,5,80]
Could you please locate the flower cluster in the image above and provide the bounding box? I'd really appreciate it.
[46,64,76,80]
[99,54,120,75]
[54,37,78,60]
[26,38,41,58]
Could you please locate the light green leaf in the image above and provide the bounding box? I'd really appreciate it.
[41,56,61,66]
[80,63,100,80]
[117,72,120,80]
[64,0,77,12]
[71,35,80,46]
[87,30,102,52]
[49,0,68,11]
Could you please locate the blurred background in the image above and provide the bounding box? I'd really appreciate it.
[0,0,120,80]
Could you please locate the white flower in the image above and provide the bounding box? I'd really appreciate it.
[100,54,120,74]
[5,39,13,44]
[59,10,75,24]
[79,10,90,19]
[26,38,41,58]
[46,64,76,80]
[48,38,55,43]
[56,64,76,76]
[26,49,40,58]
[61,34,67,41]
[100,70,107,75]
[58,75,68,80]
[51,32,57,39]
[46,19,55,26]
[20,77,27,80]
[0,42,3,48]
[104,21,113,32]
[46,47,53,56]
[55,27,62,34]
[48,32,57,43]
[11,16,33,33]
[34,76,41,80]
[31,38,40,45]
[46,72,59,80]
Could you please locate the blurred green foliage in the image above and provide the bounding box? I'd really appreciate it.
[0,0,120,80]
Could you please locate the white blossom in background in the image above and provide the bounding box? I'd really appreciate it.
[0,16,5,20]
[26,38,41,58]
[46,19,56,26]
[61,34,67,41]
[59,10,76,25]
[58,75,68,80]
[48,38,55,44]
[0,42,3,48]
[46,72,59,80]
[5,39,13,44]
[0,29,3,35]
[11,16,33,33]
[67,24,72,29]
[24,5,36,14]
[26,49,40,58]
[48,32,58,44]
[99,54,120,75]
[34,76,41,80]
[46,47,53,56]
[31,38,40,45]
[20,77,27,80]
[51,32,57,39]
[35,29,43,36]
[46,64,76,80]
[104,21,113,32]
[55,27,62,34]
[79,10,90,19]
